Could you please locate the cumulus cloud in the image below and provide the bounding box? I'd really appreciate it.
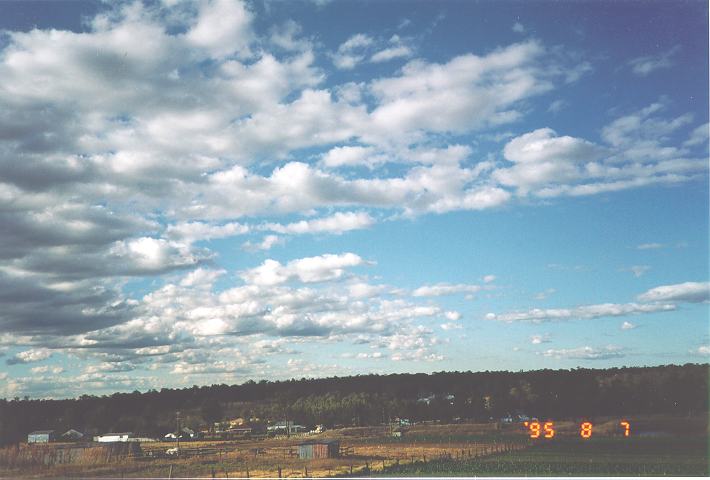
[242,235,283,252]
[332,33,374,69]
[637,281,710,303]
[621,321,636,330]
[369,41,554,136]
[240,253,366,286]
[493,128,605,194]
[6,348,52,365]
[494,103,707,198]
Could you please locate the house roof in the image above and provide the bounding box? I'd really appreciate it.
[298,440,339,446]
[98,432,132,436]
[29,430,55,435]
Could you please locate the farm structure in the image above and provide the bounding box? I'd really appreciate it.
[27,430,56,443]
[61,429,84,441]
[297,440,340,459]
[267,421,307,435]
[94,432,133,443]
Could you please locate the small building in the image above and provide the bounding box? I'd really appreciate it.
[61,429,84,441]
[267,421,307,435]
[165,427,198,441]
[94,432,133,443]
[28,430,56,443]
[298,440,340,459]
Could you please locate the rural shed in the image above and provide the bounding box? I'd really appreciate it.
[27,430,56,443]
[61,429,84,441]
[297,440,340,459]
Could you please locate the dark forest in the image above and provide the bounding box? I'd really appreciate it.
[1,363,706,445]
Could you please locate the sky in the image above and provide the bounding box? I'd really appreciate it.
[0,0,708,399]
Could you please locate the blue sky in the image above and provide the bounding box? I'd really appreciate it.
[0,0,707,399]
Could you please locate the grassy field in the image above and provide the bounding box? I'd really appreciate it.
[373,436,709,477]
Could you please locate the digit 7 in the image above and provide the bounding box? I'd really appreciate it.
[620,421,630,437]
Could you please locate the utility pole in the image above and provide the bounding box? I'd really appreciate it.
[176,411,181,458]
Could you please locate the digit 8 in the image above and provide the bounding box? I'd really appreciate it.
[580,422,593,439]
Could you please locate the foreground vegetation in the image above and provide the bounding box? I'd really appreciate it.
[373,436,709,477]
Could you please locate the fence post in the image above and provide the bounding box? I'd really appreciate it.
[305,465,308,477]
[168,464,173,479]
[211,466,215,478]
[278,466,281,478]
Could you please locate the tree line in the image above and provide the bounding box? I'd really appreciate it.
[0,363,706,445]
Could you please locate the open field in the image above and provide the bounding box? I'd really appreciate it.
[372,436,709,477]
[0,414,707,478]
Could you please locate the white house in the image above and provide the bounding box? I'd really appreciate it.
[94,432,133,442]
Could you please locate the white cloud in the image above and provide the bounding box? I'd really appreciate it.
[530,334,550,344]
[240,253,366,286]
[185,0,254,58]
[621,321,636,330]
[493,128,605,194]
[684,122,709,148]
[332,33,373,69]
[486,302,675,323]
[637,242,665,250]
[7,348,52,365]
[321,146,385,168]
[242,234,283,252]
[623,265,650,278]
[371,45,412,63]
[534,288,556,301]
[369,41,555,136]
[696,345,710,356]
[440,322,462,330]
[512,22,525,33]
[629,46,679,76]
[547,99,567,113]
[542,345,624,360]
[263,211,375,235]
[483,275,496,283]
[637,281,710,303]
[494,103,707,199]
[30,365,64,374]
[412,283,482,297]
[444,311,462,321]
[165,221,249,244]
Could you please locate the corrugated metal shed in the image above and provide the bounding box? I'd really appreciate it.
[298,440,340,459]
[28,430,56,443]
